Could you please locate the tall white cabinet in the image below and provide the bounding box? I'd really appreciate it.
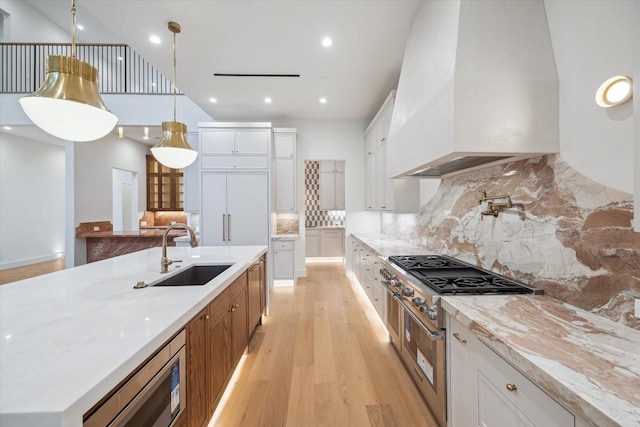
[199,123,270,247]
[365,91,419,213]
[319,160,345,210]
[273,129,296,212]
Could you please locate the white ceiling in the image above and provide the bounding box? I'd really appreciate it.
[24,0,421,124]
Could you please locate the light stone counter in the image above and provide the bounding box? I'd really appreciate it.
[0,245,267,427]
[442,295,640,427]
[351,233,640,427]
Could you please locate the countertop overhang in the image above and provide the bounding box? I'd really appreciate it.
[0,245,267,427]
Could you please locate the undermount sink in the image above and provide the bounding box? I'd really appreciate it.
[152,264,233,286]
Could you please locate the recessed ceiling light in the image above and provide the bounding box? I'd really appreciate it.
[209,97,217,103]
[319,97,327,104]
[3,126,12,130]
[149,35,161,44]
[322,37,333,47]
[77,24,84,31]
[264,97,272,104]
[151,83,157,87]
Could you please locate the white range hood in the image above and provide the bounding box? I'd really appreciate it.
[387,0,559,178]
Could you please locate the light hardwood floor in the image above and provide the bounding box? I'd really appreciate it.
[209,260,439,427]
[0,258,65,285]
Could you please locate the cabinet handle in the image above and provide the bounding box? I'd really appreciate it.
[453,332,467,344]
[233,303,239,308]
[230,307,235,312]
[506,383,517,392]
[222,214,226,241]
[205,314,210,320]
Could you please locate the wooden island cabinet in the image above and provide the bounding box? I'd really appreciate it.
[186,256,266,427]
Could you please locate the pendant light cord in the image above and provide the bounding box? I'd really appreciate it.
[71,0,77,59]
[172,28,177,122]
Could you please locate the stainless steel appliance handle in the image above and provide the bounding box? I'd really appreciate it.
[394,295,444,341]
[222,214,226,241]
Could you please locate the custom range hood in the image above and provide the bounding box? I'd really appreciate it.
[387,0,559,178]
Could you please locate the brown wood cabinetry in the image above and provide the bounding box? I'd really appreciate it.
[247,255,266,334]
[146,155,184,211]
[186,271,251,427]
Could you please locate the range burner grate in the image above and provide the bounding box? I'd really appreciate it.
[389,255,536,295]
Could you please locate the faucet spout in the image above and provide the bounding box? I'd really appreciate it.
[161,223,198,273]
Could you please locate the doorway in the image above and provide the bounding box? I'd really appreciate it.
[112,169,138,232]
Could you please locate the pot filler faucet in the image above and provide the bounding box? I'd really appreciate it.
[478,190,512,219]
[161,223,198,273]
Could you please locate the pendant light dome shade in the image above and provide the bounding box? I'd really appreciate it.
[19,55,118,142]
[151,121,197,169]
[151,21,198,169]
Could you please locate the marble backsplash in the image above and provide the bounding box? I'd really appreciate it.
[381,155,639,329]
[275,212,300,235]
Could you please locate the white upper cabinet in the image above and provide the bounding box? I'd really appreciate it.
[319,160,345,210]
[273,128,297,212]
[199,122,270,170]
[364,91,419,213]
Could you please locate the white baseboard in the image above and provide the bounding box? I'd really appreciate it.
[0,253,64,270]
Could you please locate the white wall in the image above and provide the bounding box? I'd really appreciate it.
[72,135,149,265]
[0,131,65,268]
[273,119,380,276]
[0,0,68,42]
[545,0,636,194]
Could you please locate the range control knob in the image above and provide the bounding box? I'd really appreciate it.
[402,287,415,297]
[423,304,438,320]
[380,269,397,280]
[412,297,426,307]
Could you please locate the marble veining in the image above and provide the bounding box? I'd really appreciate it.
[381,155,639,329]
[352,233,640,427]
[441,295,640,427]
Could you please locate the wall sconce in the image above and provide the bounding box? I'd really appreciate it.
[117,127,124,138]
[595,75,633,108]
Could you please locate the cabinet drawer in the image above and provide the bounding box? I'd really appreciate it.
[477,340,574,427]
[201,154,268,170]
[273,240,294,250]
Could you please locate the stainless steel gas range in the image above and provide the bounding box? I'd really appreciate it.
[380,254,540,427]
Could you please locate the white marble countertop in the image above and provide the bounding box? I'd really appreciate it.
[350,233,640,427]
[0,245,267,427]
[271,234,298,240]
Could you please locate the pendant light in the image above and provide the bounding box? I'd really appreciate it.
[150,21,198,169]
[18,0,118,142]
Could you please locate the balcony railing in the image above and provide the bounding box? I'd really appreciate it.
[0,43,178,95]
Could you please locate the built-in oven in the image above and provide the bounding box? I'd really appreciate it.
[84,330,186,427]
[397,296,446,427]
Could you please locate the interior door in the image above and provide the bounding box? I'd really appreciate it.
[226,172,268,245]
[201,172,227,246]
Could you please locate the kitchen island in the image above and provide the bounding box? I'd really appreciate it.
[0,245,267,427]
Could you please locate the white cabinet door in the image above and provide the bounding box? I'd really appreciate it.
[306,230,320,257]
[335,171,345,210]
[226,173,269,245]
[320,229,343,257]
[375,144,386,210]
[201,129,235,155]
[201,172,227,246]
[235,129,269,154]
[274,133,295,157]
[319,160,335,173]
[274,247,294,279]
[319,172,335,210]
[448,317,479,427]
[275,157,295,212]
[365,153,376,210]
